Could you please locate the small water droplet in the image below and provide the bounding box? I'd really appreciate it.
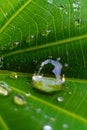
[68,91,72,95]
[41,29,51,36]
[62,123,69,129]
[0,81,11,96]
[26,35,35,43]
[50,117,56,122]
[43,125,52,130]
[25,93,31,97]
[9,72,18,79]
[75,18,82,26]
[14,94,26,106]
[57,96,64,102]
[73,1,81,12]
[36,108,42,113]
[64,63,68,67]
[14,41,19,45]
[59,5,65,10]
[47,0,53,4]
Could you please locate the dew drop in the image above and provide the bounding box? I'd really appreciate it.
[57,96,64,102]
[75,18,82,26]
[47,0,53,4]
[43,125,52,130]
[0,81,11,96]
[9,72,18,79]
[62,123,69,129]
[14,94,26,106]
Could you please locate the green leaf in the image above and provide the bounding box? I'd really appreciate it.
[0,0,87,129]
[0,71,87,130]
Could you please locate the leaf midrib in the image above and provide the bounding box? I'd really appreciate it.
[0,0,32,33]
[1,33,87,57]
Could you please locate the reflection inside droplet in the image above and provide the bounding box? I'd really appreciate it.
[75,18,82,26]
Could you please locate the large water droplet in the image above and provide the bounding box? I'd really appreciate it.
[14,94,26,106]
[9,72,18,79]
[0,81,11,96]
[57,96,64,102]
[43,125,52,130]
[47,0,53,4]
[75,18,82,26]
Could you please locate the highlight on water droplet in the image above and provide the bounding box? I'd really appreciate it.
[57,96,64,102]
[47,0,53,4]
[9,72,18,79]
[14,94,26,106]
[0,81,11,96]
[75,18,82,26]
[43,125,52,130]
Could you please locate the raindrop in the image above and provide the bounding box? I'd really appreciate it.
[57,96,64,102]
[75,18,82,26]
[9,72,18,79]
[47,0,53,4]
[62,123,69,129]
[43,125,52,130]
[14,94,26,106]
[0,81,11,96]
